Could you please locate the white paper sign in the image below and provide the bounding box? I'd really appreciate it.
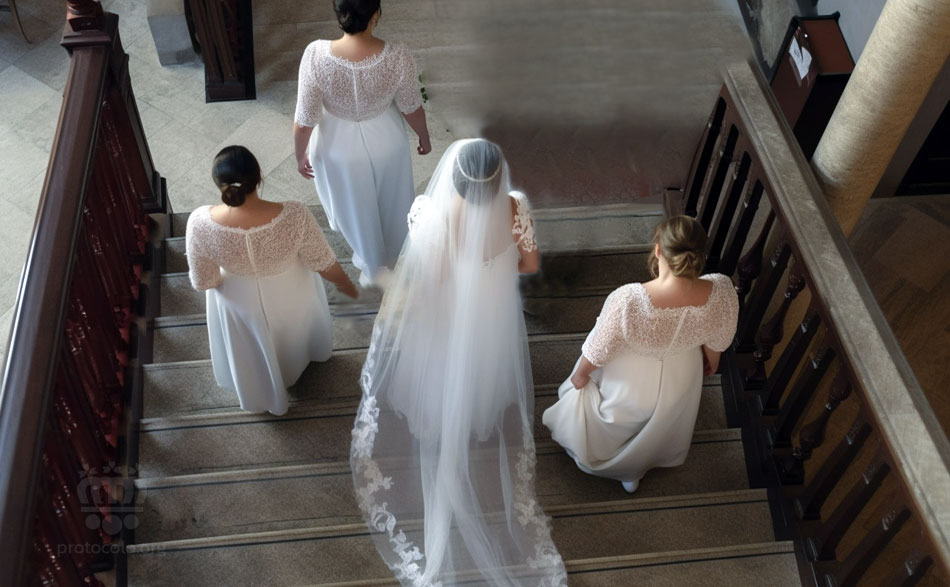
[790,38,813,81]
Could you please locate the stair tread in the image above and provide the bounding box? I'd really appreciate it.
[169,203,664,238]
[151,295,608,364]
[136,424,746,528]
[131,489,773,560]
[138,367,732,478]
[127,536,797,586]
[159,249,651,317]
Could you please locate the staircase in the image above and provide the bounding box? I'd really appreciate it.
[125,204,801,586]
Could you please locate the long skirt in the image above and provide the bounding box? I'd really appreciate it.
[206,263,333,415]
[309,104,415,282]
[542,346,704,483]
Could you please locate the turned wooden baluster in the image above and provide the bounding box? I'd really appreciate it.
[697,127,740,232]
[706,152,752,272]
[745,259,803,388]
[738,241,791,354]
[770,346,835,450]
[805,454,890,561]
[777,369,852,484]
[796,369,852,458]
[718,179,765,278]
[795,413,872,520]
[65,0,103,31]
[684,98,727,216]
[821,503,912,587]
[735,210,775,312]
[760,311,821,414]
[885,548,933,587]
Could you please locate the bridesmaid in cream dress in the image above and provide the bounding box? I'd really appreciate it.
[293,0,431,286]
[186,146,358,415]
[543,216,739,493]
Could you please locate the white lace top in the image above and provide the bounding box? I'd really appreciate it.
[185,201,337,291]
[406,191,538,252]
[582,274,739,365]
[294,40,422,126]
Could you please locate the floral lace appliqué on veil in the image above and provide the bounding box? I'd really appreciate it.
[352,328,567,587]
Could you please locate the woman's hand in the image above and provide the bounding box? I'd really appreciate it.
[571,371,590,390]
[293,122,316,179]
[297,157,314,179]
[338,279,359,299]
[570,355,597,390]
[417,136,432,155]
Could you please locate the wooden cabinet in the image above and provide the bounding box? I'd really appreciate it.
[770,14,854,160]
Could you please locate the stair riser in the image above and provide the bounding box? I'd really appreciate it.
[567,552,800,587]
[151,296,604,364]
[139,440,748,520]
[137,425,742,492]
[128,493,769,585]
[168,206,662,247]
[159,252,649,317]
[136,387,726,541]
[144,336,591,417]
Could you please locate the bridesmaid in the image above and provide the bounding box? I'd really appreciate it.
[186,146,358,415]
[293,0,431,287]
[542,216,739,493]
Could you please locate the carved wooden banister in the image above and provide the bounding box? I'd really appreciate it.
[0,4,166,585]
[672,60,950,586]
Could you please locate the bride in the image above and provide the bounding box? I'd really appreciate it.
[350,139,567,586]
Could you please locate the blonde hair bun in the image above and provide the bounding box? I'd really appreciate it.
[648,216,707,279]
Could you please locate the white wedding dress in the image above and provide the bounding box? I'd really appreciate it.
[295,40,421,283]
[185,202,338,415]
[542,275,738,485]
[351,140,566,586]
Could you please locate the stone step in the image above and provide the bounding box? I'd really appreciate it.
[169,203,662,240]
[142,354,722,420]
[159,248,650,317]
[151,294,607,364]
[164,204,662,274]
[309,542,801,587]
[142,334,606,417]
[144,339,723,419]
[126,490,775,585]
[134,383,726,541]
[137,394,741,477]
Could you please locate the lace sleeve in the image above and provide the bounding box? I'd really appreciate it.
[393,44,423,114]
[510,192,537,252]
[705,274,739,352]
[407,195,432,236]
[296,203,337,272]
[294,42,323,127]
[185,209,222,292]
[581,286,634,367]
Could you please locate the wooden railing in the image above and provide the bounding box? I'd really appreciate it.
[672,60,950,586]
[186,0,256,102]
[0,2,167,584]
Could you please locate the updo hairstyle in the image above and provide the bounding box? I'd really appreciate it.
[452,139,503,204]
[334,0,381,34]
[648,215,707,279]
[212,145,262,207]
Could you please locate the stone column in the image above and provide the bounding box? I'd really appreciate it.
[811,0,950,236]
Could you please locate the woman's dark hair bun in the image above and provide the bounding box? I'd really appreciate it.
[212,145,262,207]
[334,0,381,34]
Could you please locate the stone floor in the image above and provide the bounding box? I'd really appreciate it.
[0,0,755,363]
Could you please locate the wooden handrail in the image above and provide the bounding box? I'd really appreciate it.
[0,18,114,584]
[0,4,166,583]
[676,60,950,584]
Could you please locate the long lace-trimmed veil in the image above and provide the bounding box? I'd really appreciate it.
[351,139,567,586]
